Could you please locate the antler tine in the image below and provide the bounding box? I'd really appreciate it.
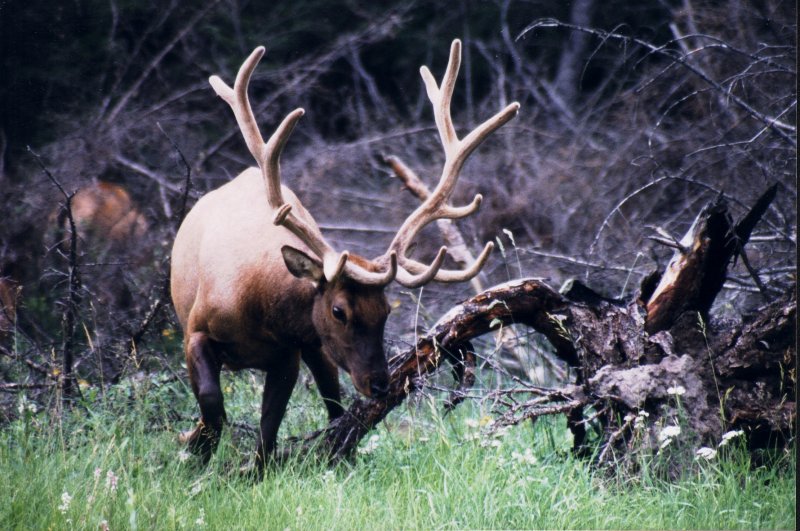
[210,46,303,209]
[346,251,399,287]
[209,47,267,168]
[394,246,448,288]
[419,39,460,152]
[421,242,494,283]
[382,39,519,286]
[211,47,362,283]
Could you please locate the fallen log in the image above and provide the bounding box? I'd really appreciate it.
[290,184,794,465]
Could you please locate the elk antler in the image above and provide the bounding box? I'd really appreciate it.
[209,47,397,285]
[383,39,520,288]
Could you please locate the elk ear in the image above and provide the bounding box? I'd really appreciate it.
[281,246,324,285]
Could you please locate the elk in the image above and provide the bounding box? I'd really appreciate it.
[51,181,148,312]
[56,181,148,251]
[170,40,519,465]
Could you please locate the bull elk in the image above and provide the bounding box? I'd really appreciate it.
[170,40,519,465]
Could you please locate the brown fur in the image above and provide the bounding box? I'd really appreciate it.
[57,181,147,248]
[0,277,18,339]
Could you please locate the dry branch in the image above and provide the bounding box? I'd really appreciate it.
[29,148,83,404]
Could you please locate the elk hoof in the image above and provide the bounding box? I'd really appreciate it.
[179,422,219,461]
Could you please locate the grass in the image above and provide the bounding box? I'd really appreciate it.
[0,372,795,530]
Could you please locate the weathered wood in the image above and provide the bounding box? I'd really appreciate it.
[712,289,796,447]
[644,185,777,333]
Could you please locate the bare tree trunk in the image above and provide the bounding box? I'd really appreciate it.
[552,0,596,110]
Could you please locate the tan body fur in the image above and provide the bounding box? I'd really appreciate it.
[0,277,18,339]
[171,168,318,369]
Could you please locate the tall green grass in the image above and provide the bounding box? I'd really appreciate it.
[0,374,794,530]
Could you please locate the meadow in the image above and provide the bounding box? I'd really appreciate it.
[1,370,794,530]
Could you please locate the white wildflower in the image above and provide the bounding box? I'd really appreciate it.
[295,506,303,516]
[492,425,511,439]
[658,425,681,441]
[190,482,203,496]
[464,431,481,442]
[718,429,744,447]
[17,395,36,415]
[658,425,681,449]
[511,448,537,465]
[464,418,480,429]
[178,450,191,463]
[321,470,335,482]
[58,491,72,514]
[480,438,502,448]
[195,508,205,526]
[695,447,717,460]
[633,410,649,429]
[358,434,380,454]
[667,385,686,396]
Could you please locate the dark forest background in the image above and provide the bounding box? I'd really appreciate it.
[0,0,795,416]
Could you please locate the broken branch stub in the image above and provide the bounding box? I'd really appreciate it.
[644,186,778,333]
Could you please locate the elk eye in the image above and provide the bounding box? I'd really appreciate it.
[332,305,347,323]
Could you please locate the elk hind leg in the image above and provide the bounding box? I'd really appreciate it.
[180,332,226,461]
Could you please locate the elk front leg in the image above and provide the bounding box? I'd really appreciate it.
[180,332,226,462]
[255,352,301,467]
[302,348,344,421]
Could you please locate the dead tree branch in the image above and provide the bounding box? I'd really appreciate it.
[517,20,796,146]
[29,147,83,404]
[288,278,577,461]
[644,184,777,333]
